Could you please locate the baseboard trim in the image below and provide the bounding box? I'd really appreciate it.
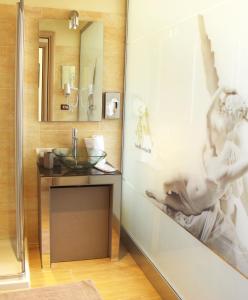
[121,227,181,300]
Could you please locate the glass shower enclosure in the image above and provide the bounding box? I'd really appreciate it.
[0,0,26,287]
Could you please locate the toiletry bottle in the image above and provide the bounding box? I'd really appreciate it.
[43,152,54,169]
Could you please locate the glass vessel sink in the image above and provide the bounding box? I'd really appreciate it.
[52,148,106,169]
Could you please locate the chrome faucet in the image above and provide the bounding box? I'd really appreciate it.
[72,128,78,159]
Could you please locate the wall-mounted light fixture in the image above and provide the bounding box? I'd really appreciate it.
[69,10,79,30]
[63,83,79,112]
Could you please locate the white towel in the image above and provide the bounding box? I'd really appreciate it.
[84,135,106,164]
[84,135,116,172]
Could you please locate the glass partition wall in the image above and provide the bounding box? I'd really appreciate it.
[122,0,248,299]
[0,0,25,281]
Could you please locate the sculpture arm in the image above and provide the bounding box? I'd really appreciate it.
[146,189,193,215]
[216,158,248,186]
[206,87,223,156]
[206,87,236,156]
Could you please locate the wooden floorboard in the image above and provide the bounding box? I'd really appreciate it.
[28,246,162,300]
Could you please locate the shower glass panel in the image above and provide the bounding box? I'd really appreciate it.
[0,117,21,277]
[0,0,24,279]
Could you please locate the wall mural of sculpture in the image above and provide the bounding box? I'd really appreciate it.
[145,15,248,277]
[123,0,248,281]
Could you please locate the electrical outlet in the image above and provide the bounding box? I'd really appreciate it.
[61,104,70,110]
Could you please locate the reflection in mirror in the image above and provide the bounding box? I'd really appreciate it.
[38,19,103,122]
[38,31,54,121]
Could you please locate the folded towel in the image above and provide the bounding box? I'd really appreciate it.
[84,135,106,164]
[94,162,116,173]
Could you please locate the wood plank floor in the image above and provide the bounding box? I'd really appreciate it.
[28,246,162,300]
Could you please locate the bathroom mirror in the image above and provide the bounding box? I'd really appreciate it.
[38,19,104,122]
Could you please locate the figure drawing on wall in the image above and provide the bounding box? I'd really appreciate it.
[135,102,152,153]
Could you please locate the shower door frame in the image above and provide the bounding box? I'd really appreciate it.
[16,0,25,276]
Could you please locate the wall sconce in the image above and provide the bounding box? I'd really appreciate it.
[64,83,75,97]
[69,10,79,30]
[63,83,79,112]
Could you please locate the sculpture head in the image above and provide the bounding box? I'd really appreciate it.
[220,93,248,123]
[208,88,248,154]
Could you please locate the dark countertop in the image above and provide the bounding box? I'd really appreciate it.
[38,163,121,178]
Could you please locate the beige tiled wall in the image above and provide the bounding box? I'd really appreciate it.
[0,3,125,246]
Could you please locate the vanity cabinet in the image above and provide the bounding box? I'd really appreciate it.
[50,186,110,263]
[37,165,121,268]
